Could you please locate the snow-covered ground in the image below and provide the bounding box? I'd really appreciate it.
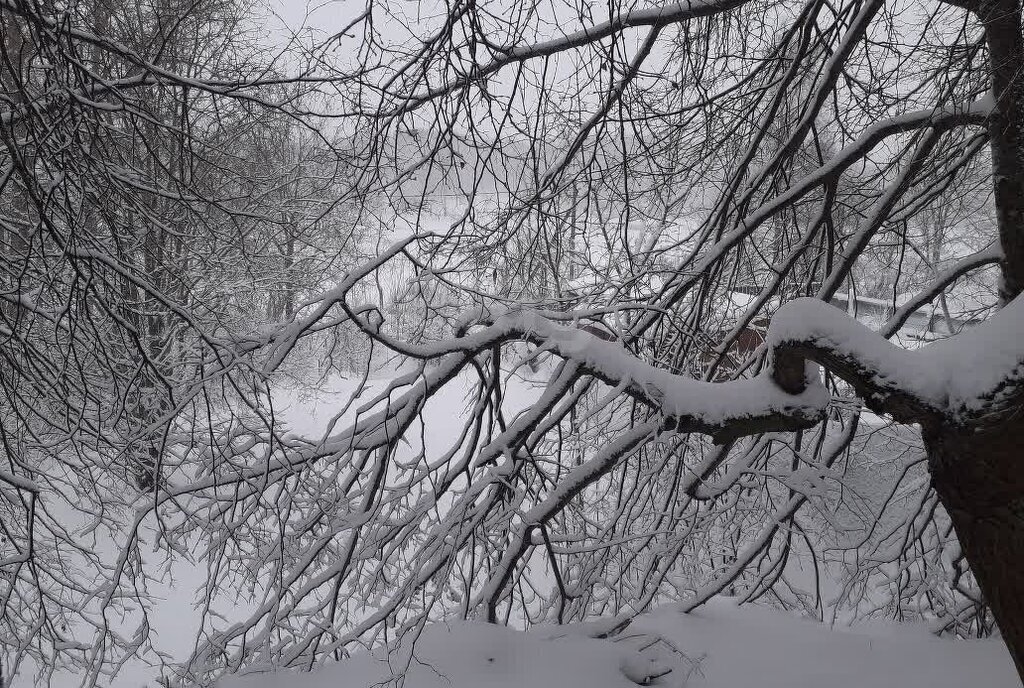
[221,597,1019,688]
[31,360,1018,688]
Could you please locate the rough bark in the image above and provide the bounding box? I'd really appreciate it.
[770,334,1024,679]
[930,4,1024,678]
[978,0,1024,302]
[924,416,1024,679]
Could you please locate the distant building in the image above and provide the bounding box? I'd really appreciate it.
[826,289,986,337]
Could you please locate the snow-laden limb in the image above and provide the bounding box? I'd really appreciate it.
[454,308,831,442]
[769,294,1024,423]
[456,289,1024,439]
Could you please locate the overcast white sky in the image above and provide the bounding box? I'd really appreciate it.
[268,0,344,32]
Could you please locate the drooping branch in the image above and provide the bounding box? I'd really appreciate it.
[447,291,1024,441]
[252,241,1024,460]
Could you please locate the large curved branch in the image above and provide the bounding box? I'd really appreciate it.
[769,295,1024,426]
[768,299,942,423]
[464,291,1024,439]
[450,308,830,442]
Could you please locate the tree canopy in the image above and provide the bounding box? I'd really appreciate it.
[1,0,1023,684]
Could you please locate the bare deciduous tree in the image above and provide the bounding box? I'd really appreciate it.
[3,0,1024,685]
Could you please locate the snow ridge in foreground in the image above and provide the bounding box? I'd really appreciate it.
[218,598,1019,688]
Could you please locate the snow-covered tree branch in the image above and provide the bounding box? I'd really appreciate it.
[4,0,1024,684]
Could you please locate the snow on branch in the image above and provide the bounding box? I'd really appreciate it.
[769,294,1024,425]
[450,291,1024,439]
[451,307,829,443]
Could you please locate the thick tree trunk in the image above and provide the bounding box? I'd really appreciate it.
[944,4,1024,678]
[923,417,1024,679]
[979,0,1024,302]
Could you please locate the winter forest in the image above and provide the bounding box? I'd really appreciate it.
[2,0,1024,685]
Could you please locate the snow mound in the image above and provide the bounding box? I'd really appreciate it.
[633,598,1019,688]
[218,599,1019,688]
[218,620,671,688]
